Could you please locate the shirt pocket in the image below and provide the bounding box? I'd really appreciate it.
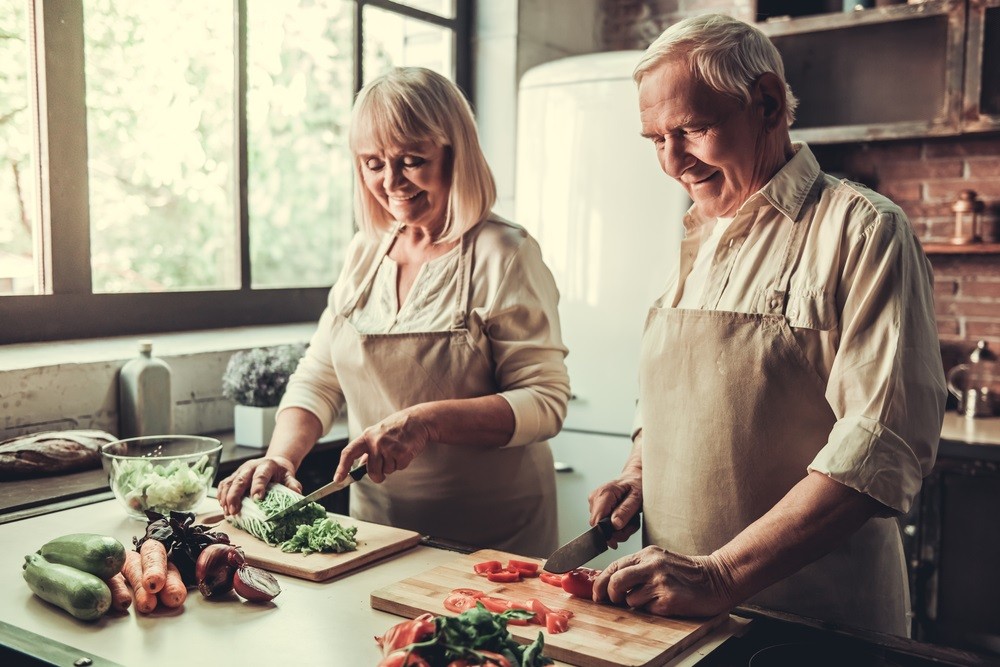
[784,288,837,331]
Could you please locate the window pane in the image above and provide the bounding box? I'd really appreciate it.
[83,0,236,293]
[246,0,355,289]
[362,5,454,84]
[0,0,37,296]
[391,0,456,19]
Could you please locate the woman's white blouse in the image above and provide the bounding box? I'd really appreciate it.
[349,244,463,334]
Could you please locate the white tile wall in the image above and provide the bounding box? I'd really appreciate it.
[0,324,313,441]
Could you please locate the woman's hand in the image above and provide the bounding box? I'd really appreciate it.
[588,471,642,547]
[217,456,301,516]
[592,546,736,618]
[334,408,435,484]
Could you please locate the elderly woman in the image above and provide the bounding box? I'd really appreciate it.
[218,67,570,557]
[586,14,945,635]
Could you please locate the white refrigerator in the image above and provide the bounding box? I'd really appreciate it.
[515,52,689,567]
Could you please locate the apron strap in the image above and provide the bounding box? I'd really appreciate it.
[451,221,477,330]
[339,222,404,318]
[765,206,812,317]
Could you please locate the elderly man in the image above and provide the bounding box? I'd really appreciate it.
[587,14,946,636]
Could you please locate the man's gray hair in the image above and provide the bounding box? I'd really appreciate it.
[633,13,799,127]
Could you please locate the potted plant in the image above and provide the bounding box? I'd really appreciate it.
[222,343,306,447]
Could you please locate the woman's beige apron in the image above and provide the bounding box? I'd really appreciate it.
[327,221,557,558]
[638,215,910,636]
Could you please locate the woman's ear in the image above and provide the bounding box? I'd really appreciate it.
[752,72,786,131]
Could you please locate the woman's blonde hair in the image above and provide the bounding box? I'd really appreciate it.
[348,67,496,243]
[633,13,798,127]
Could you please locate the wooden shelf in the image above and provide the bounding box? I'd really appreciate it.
[923,243,1000,255]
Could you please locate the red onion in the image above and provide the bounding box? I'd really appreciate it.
[195,544,241,598]
[233,564,281,603]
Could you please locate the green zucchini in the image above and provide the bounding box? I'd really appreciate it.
[38,533,126,581]
[23,553,112,621]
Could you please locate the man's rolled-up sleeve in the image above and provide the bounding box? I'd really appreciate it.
[809,208,946,515]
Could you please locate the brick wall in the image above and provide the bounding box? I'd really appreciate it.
[598,0,1000,366]
[815,138,1000,365]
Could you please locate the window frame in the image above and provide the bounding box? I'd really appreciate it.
[1,0,471,344]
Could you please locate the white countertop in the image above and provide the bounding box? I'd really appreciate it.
[0,499,740,667]
[940,413,1000,446]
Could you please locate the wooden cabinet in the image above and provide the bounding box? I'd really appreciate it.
[962,0,1000,131]
[759,1,999,143]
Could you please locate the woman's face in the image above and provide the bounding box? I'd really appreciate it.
[358,141,452,232]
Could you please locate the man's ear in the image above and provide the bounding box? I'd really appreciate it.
[752,72,786,131]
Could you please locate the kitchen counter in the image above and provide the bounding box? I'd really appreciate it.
[0,421,349,523]
[0,498,745,667]
[939,413,1000,461]
[1,499,995,666]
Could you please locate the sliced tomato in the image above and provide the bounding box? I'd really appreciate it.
[527,598,553,623]
[478,595,511,614]
[376,613,437,654]
[485,569,521,583]
[473,560,504,575]
[443,593,479,614]
[377,649,432,667]
[545,611,570,634]
[506,599,539,625]
[507,559,539,575]
[539,571,565,587]
[449,588,485,599]
[476,651,513,667]
[561,568,600,599]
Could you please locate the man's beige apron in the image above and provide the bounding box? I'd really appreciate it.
[638,214,910,636]
[327,221,557,558]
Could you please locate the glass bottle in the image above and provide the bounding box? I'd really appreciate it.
[118,340,173,437]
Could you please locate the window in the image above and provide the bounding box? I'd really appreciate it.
[0,0,470,344]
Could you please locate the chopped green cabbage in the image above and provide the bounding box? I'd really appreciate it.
[227,483,357,554]
[280,518,358,554]
[112,454,214,514]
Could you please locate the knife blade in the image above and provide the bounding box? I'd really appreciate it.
[543,513,641,574]
[264,464,367,523]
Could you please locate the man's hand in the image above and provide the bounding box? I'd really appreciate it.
[587,471,642,547]
[592,546,735,618]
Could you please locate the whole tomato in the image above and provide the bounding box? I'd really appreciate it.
[561,567,601,598]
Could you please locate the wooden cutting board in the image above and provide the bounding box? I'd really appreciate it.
[197,511,421,582]
[370,548,728,667]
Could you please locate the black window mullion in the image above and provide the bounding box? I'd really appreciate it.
[236,0,251,289]
[354,0,364,94]
[454,0,472,102]
[359,0,459,29]
[34,0,92,295]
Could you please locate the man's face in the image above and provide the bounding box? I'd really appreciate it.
[638,59,770,219]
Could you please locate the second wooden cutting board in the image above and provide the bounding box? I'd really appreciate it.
[370,548,728,667]
[198,511,421,582]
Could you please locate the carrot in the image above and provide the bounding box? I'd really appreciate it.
[139,539,167,594]
[107,572,132,613]
[157,561,188,609]
[123,550,158,614]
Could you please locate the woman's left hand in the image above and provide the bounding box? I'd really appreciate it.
[333,408,435,483]
[592,546,736,618]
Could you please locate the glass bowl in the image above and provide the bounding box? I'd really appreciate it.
[100,435,223,520]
